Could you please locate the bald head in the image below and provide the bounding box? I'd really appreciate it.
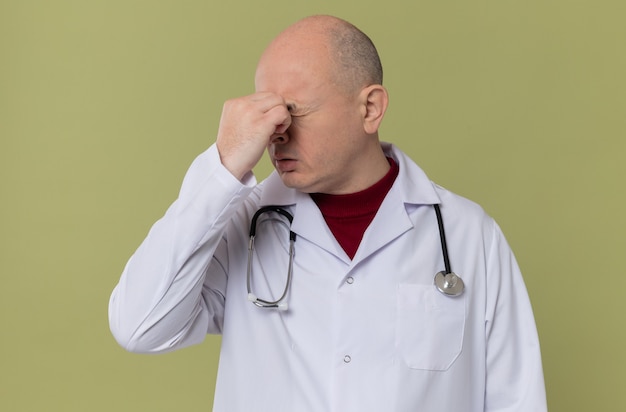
[259,16,383,94]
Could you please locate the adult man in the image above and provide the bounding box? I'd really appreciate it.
[109,15,547,411]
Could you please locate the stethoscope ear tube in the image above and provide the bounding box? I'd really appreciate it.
[247,206,297,309]
[249,206,295,237]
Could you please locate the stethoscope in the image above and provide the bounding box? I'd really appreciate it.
[246,204,464,310]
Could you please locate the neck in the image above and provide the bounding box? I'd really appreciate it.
[311,157,399,258]
[330,143,391,195]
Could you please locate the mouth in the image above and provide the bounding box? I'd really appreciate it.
[273,155,297,173]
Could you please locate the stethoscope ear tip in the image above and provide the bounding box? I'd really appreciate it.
[248,292,289,310]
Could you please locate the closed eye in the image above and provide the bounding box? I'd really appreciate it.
[286,103,307,117]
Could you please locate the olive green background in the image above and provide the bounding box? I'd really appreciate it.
[1,0,624,411]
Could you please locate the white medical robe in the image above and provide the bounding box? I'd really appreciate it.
[109,142,547,411]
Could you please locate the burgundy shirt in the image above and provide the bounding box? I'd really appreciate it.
[310,158,399,259]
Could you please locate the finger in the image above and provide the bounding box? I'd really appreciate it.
[248,92,288,114]
[265,104,292,134]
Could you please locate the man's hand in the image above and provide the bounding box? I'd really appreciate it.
[216,92,291,180]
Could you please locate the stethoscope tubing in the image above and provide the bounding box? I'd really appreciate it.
[247,202,464,309]
[433,204,452,275]
[247,206,297,309]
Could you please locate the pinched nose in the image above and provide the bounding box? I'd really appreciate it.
[270,133,289,145]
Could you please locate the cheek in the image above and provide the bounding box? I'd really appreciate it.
[294,111,358,161]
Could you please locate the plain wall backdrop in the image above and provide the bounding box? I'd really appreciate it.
[1,0,625,410]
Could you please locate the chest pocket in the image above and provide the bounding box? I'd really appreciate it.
[396,284,466,371]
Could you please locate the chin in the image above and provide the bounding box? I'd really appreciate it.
[278,173,317,193]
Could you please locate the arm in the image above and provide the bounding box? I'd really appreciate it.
[108,144,255,353]
[108,92,292,354]
[484,222,547,411]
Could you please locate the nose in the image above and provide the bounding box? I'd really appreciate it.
[270,132,289,145]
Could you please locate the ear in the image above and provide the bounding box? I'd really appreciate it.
[359,85,389,135]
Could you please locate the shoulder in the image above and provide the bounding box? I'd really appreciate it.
[387,142,494,225]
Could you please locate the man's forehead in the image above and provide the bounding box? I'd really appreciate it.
[255,51,329,89]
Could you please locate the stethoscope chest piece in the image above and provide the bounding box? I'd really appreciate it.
[434,271,465,297]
